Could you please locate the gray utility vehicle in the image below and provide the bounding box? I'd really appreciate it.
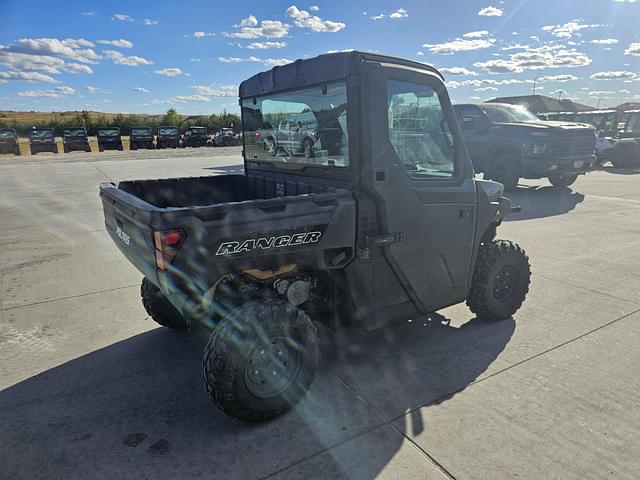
[213,128,238,147]
[608,110,640,168]
[259,112,321,159]
[100,52,531,422]
[454,103,596,189]
[29,128,58,154]
[0,128,20,155]
[156,126,181,149]
[62,127,91,153]
[183,126,209,147]
[130,127,155,150]
[97,127,123,152]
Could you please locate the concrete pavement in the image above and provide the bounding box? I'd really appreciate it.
[1,149,639,479]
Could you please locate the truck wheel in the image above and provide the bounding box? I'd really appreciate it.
[265,137,276,156]
[141,277,188,330]
[548,174,578,188]
[30,146,36,155]
[467,240,531,321]
[53,145,59,154]
[303,139,314,159]
[98,145,104,152]
[487,155,520,191]
[14,146,21,155]
[203,299,319,422]
[63,145,69,154]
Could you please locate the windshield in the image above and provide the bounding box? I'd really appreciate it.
[242,82,349,168]
[0,129,16,138]
[190,127,206,133]
[31,130,54,138]
[158,127,178,135]
[482,104,540,123]
[620,112,640,135]
[63,128,86,137]
[98,128,120,137]
[131,128,151,136]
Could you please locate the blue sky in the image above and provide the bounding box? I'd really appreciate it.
[0,0,639,114]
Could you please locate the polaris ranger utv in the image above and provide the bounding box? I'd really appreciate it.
[100,52,531,422]
[156,126,181,149]
[129,127,155,150]
[182,126,209,147]
[97,127,123,152]
[62,127,91,153]
[0,128,20,155]
[29,128,58,154]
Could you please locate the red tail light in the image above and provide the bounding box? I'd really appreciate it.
[255,131,261,140]
[153,229,185,270]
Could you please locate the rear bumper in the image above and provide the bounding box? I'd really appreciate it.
[522,154,595,178]
[0,143,19,153]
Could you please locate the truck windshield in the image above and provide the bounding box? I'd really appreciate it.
[620,112,640,135]
[0,129,15,138]
[158,127,178,135]
[63,129,86,137]
[242,82,349,168]
[99,129,120,137]
[31,130,54,138]
[131,128,151,136]
[482,104,540,123]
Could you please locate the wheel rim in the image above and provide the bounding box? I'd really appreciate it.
[304,142,312,158]
[244,339,301,399]
[493,265,519,301]
[266,139,275,155]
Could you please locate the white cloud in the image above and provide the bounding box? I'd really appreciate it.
[478,6,504,16]
[463,31,489,38]
[475,86,498,92]
[0,50,94,76]
[225,17,289,39]
[86,86,111,93]
[539,74,579,82]
[246,41,287,49]
[590,71,637,80]
[474,44,591,73]
[112,14,134,22]
[423,37,495,55]
[624,42,640,56]
[370,14,385,20]
[144,19,159,26]
[542,21,603,39]
[193,31,216,38]
[447,78,534,89]
[154,67,183,77]
[218,56,292,67]
[189,58,201,62]
[133,87,150,93]
[286,5,346,32]
[17,86,75,98]
[309,5,319,11]
[439,67,479,76]
[219,56,261,63]
[97,39,133,48]
[192,84,237,97]
[613,0,637,3]
[82,11,96,16]
[5,38,100,63]
[416,51,424,56]
[105,50,153,67]
[590,38,619,45]
[264,58,293,66]
[153,95,211,104]
[588,90,615,96]
[0,70,59,83]
[389,8,408,19]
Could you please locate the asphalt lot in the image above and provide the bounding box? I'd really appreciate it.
[1,148,639,479]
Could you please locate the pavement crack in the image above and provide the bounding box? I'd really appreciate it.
[1,284,138,311]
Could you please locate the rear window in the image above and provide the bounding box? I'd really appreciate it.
[0,129,16,138]
[158,127,178,135]
[98,128,120,137]
[131,128,151,136]
[63,128,86,137]
[242,81,349,169]
[31,130,54,138]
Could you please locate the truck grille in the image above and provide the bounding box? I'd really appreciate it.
[551,133,595,158]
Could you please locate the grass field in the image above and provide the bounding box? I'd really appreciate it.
[0,111,162,124]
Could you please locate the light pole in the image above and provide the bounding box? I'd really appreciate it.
[556,90,564,113]
[532,74,542,96]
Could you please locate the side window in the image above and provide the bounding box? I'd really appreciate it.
[387,80,455,178]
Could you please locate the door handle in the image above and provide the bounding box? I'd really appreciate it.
[459,208,473,220]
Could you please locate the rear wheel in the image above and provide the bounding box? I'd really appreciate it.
[14,145,21,155]
[486,154,520,191]
[467,240,531,321]
[264,137,276,156]
[548,174,578,188]
[98,144,104,152]
[53,145,59,154]
[30,146,37,155]
[303,139,314,159]
[141,278,188,330]
[203,299,319,422]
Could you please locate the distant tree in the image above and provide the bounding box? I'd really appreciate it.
[163,108,180,126]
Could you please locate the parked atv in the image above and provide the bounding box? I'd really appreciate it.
[130,127,155,150]
[100,51,531,423]
[0,128,20,155]
[29,128,58,154]
[182,126,209,147]
[156,126,181,149]
[97,127,123,152]
[62,127,91,153]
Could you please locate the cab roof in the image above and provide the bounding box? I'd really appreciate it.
[239,50,444,99]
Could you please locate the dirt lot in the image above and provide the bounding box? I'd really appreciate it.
[1,150,639,479]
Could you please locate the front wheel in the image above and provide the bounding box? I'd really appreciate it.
[141,278,188,330]
[203,299,319,422]
[467,240,531,321]
[548,174,578,188]
[486,155,520,191]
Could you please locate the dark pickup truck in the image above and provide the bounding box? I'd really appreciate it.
[454,103,596,189]
[97,127,123,152]
[212,128,238,146]
[182,126,209,147]
[0,128,20,155]
[100,51,531,423]
[130,127,155,150]
[156,126,181,149]
[29,128,58,154]
[608,110,640,168]
[62,127,91,153]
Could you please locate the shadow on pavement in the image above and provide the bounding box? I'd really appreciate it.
[599,165,640,176]
[0,313,514,479]
[202,164,245,175]
[505,185,585,221]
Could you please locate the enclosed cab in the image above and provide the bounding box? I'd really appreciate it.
[183,126,208,147]
[29,128,58,154]
[212,128,238,147]
[156,126,180,149]
[608,110,640,168]
[97,127,123,152]
[454,103,596,189]
[0,128,20,155]
[130,126,155,150]
[100,51,531,423]
[62,127,91,153]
